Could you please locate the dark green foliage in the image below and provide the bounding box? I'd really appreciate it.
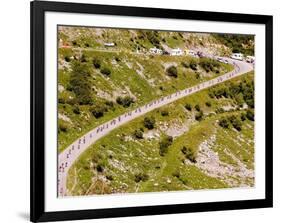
[161,110,169,116]
[166,66,178,78]
[172,170,180,178]
[96,163,104,172]
[115,56,121,62]
[105,100,114,108]
[144,116,156,129]
[205,101,212,107]
[195,111,203,121]
[219,117,230,128]
[181,61,189,68]
[116,96,134,108]
[93,58,101,69]
[195,104,201,111]
[100,67,111,76]
[219,115,242,131]
[64,56,71,62]
[185,103,192,111]
[90,103,108,118]
[69,61,93,105]
[133,129,143,139]
[58,98,66,104]
[181,146,196,163]
[209,77,254,108]
[199,58,220,73]
[73,106,80,115]
[159,135,173,156]
[189,59,198,70]
[58,121,69,133]
[134,172,149,183]
[231,116,242,131]
[241,112,247,121]
[80,54,88,63]
[213,33,254,55]
[246,109,255,121]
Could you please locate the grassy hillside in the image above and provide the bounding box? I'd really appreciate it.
[67,72,255,195]
[58,27,234,152]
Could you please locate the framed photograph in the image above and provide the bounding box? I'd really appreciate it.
[30,0,273,222]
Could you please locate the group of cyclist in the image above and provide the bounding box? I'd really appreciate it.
[58,59,243,196]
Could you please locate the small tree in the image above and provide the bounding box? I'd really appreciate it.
[73,106,80,115]
[195,111,203,121]
[195,104,201,111]
[116,96,134,108]
[205,101,212,107]
[181,146,196,163]
[134,172,149,183]
[219,117,229,128]
[231,117,242,131]
[246,109,255,121]
[90,104,108,118]
[159,135,173,156]
[93,58,101,69]
[166,66,178,78]
[161,110,169,116]
[184,103,192,111]
[189,59,197,70]
[100,67,111,76]
[133,129,143,139]
[144,116,156,130]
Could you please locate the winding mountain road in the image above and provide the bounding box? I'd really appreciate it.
[58,57,253,197]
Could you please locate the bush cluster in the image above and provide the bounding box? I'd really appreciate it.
[166,66,178,78]
[68,61,93,105]
[134,172,149,183]
[209,77,254,108]
[116,96,134,108]
[143,116,156,130]
[181,146,196,163]
[159,135,173,156]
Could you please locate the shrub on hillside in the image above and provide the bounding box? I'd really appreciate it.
[116,96,134,108]
[133,129,143,139]
[195,111,203,121]
[205,101,212,107]
[161,110,169,116]
[69,61,93,105]
[231,117,242,131]
[181,146,196,163]
[246,109,255,121]
[166,66,178,78]
[199,58,220,73]
[93,58,101,69]
[134,172,149,183]
[195,104,201,111]
[189,59,198,70]
[219,117,230,128]
[90,103,108,118]
[72,106,80,115]
[58,120,70,133]
[185,103,192,111]
[100,67,111,76]
[143,116,156,130]
[159,135,173,156]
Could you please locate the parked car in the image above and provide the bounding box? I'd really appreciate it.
[217,57,224,63]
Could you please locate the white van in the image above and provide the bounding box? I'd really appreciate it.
[246,56,255,63]
[231,53,243,61]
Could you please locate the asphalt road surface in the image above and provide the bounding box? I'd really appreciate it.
[58,57,253,196]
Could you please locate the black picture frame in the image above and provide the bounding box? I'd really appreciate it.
[30,1,273,222]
